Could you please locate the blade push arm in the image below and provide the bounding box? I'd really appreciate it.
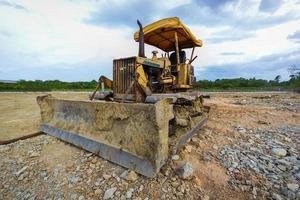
[90,75,113,100]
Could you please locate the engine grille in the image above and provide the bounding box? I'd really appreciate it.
[113,57,136,95]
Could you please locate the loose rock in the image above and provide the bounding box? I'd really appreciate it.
[126,188,134,199]
[172,155,180,160]
[271,148,287,157]
[287,183,299,192]
[120,170,138,182]
[16,166,29,177]
[103,187,117,200]
[95,189,102,195]
[212,144,218,150]
[185,145,192,153]
[176,162,194,179]
[103,174,111,180]
[272,193,283,200]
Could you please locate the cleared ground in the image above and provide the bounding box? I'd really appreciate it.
[0,92,89,140]
[0,92,299,199]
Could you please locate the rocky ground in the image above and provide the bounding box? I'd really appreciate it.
[218,126,300,199]
[0,92,299,200]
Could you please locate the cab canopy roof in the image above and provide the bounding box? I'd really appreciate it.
[134,17,202,52]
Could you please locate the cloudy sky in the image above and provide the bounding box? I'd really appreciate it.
[0,0,300,81]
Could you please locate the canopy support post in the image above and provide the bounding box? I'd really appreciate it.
[174,32,180,64]
[190,46,195,61]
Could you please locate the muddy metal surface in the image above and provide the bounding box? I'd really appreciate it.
[0,92,299,199]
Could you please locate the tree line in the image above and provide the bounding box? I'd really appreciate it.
[195,77,299,91]
[0,80,98,91]
[1,66,299,92]
[195,65,300,91]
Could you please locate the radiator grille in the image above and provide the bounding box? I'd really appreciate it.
[113,57,136,95]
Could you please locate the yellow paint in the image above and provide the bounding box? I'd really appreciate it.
[136,64,152,96]
[134,17,202,52]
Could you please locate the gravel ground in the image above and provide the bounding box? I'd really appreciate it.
[0,92,299,200]
[218,126,300,199]
[0,135,206,200]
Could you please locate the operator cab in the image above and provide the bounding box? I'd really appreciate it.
[170,50,186,65]
[133,17,202,93]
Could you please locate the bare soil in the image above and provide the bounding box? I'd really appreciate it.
[0,92,89,140]
[0,92,299,199]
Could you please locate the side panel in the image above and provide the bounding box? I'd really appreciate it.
[113,57,137,100]
[174,64,193,90]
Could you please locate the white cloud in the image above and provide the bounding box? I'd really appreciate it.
[0,0,137,67]
[190,18,300,73]
[0,0,299,81]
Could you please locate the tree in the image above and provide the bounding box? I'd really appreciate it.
[288,65,300,87]
[274,75,281,83]
[288,65,300,79]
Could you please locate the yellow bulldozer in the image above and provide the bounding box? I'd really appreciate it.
[37,17,209,177]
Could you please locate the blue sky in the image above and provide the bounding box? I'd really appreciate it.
[0,0,300,81]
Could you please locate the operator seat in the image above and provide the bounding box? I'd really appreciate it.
[170,51,186,65]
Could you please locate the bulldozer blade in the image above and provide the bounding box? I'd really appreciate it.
[37,94,208,177]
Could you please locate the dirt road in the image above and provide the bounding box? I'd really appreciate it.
[0,92,299,199]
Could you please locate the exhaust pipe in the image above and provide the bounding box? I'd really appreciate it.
[137,20,145,57]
